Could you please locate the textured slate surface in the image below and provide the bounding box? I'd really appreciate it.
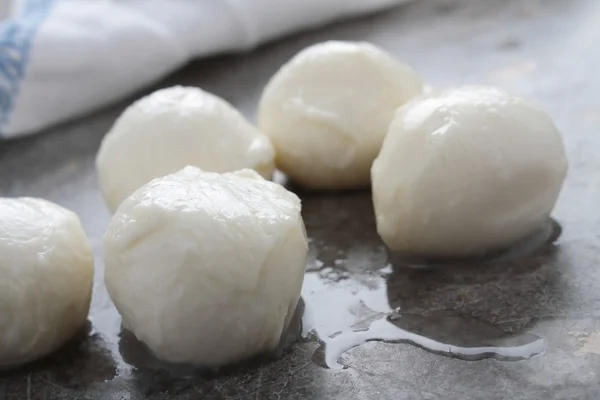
[1,0,599,398]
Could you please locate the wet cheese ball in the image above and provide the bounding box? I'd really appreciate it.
[96,86,275,213]
[372,86,568,257]
[103,166,308,367]
[0,198,94,368]
[258,41,424,190]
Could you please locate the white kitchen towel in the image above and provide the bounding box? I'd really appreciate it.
[0,0,411,139]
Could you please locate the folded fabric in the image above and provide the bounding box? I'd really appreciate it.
[0,0,412,139]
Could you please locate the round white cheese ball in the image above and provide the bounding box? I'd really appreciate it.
[372,86,568,257]
[96,86,275,213]
[103,166,308,367]
[258,41,424,190]
[0,198,94,368]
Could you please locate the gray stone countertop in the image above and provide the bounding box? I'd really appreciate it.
[1,0,599,398]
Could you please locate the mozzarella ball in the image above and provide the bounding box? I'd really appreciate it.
[96,86,275,213]
[258,41,424,190]
[103,166,308,367]
[372,86,568,257]
[0,198,94,368]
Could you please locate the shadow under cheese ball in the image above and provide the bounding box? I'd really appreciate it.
[103,166,308,368]
[258,41,424,190]
[372,85,568,258]
[0,198,94,368]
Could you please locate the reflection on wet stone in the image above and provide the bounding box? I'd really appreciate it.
[386,311,544,361]
[108,195,562,373]
[297,189,565,367]
[386,234,566,334]
[74,188,559,373]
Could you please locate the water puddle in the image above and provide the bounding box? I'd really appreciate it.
[301,218,560,368]
[321,313,544,369]
[302,268,545,368]
[93,213,560,374]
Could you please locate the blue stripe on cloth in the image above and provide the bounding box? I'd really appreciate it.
[0,0,56,137]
